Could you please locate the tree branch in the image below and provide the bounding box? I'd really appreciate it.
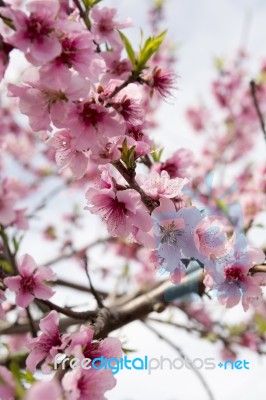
[250,80,266,141]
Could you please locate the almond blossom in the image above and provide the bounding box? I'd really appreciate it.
[137,170,189,199]
[47,130,88,179]
[3,1,61,64]
[26,311,65,373]
[85,187,152,237]
[0,366,15,400]
[4,254,56,308]
[62,368,116,400]
[0,289,5,319]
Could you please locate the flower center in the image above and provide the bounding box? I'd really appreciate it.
[20,275,35,293]
[81,103,105,127]
[26,16,52,41]
[224,265,243,281]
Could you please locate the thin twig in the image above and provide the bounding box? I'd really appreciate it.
[142,321,215,400]
[83,255,104,308]
[250,80,266,141]
[25,307,37,337]
[37,299,97,320]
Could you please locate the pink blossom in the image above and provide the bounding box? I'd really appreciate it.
[91,6,132,47]
[154,148,194,178]
[48,130,88,179]
[0,36,12,81]
[9,68,89,132]
[0,177,25,226]
[137,170,189,199]
[63,367,116,400]
[4,254,56,308]
[3,1,61,64]
[148,67,177,99]
[65,325,122,361]
[40,31,105,82]
[85,187,152,237]
[67,101,126,151]
[0,366,15,400]
[204,236,265,310]
[26,310,65,373]
[24,379,61,400]
[186,106,209,132]
[101,50,131,85]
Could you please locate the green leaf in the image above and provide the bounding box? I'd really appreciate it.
[118,31,136,66]
[151,147,164,162]
[122,347,137,354]
[120,139,136,169]
[0,259,12,274]
[136,30,167,72]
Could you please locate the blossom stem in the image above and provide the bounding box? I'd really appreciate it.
[250,80,266,142]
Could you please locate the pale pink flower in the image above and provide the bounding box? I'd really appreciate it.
[9,68,89,132]
[204,236,265,310]
[3,1,61,64]
[24,380,62,400]
[67,101,126,151]
[91,6,132,47]
[62,368,116,400]
[137,170,189,199]
[85,187,152,237]
[48,130,88,179]
[101,50,131,85]
[194,216,230,258]
[4,254,56,308]
[0,366,15,400]
[26,310,65,373]
[186,106,209,132]
[0,177,25,227]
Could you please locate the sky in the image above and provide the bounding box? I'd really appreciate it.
[3,0,266,399]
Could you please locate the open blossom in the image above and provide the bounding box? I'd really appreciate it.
[67,100,126,151]
[0,366,15,400]
[48,130,88,179]
[25,380,62,400]
[137,170,189,199]
[91,6,132,47]
[26,311,66,373]
[9,68,89,132]
[204,235,265,310]
[3,1,61,64]
[65,325,122,361]
[40,31,105,82]
[148,67,177,99]
[62,368,116,400]
[154,148,194,178]
[4,254,56,308]
[85,187,152,237]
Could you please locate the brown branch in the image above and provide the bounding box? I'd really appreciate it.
[112,160,158,212]
[250,80,266,141]
[37,299,97,320]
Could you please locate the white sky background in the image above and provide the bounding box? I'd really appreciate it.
[3,0,266,399]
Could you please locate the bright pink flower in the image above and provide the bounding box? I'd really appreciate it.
[90,136,121,165]
[0,289,6,319]
[40,31,105,82]
[91,6,132,47]
[85,187,152,237]
[154,148,194,178]
[26,310,65,373]
[9,68,89,132]
[3,1,61,64]
[65,325,122,361]
[4,254,56,308]
[25,380,62,400]
[0,366,15,400]
[137,170,189,199]
[67,101,126,151]
[102,80,145,128]
[48,130,88,179]
[148,67,177,99]
[62,368,116,400]
[101,50,131,85]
